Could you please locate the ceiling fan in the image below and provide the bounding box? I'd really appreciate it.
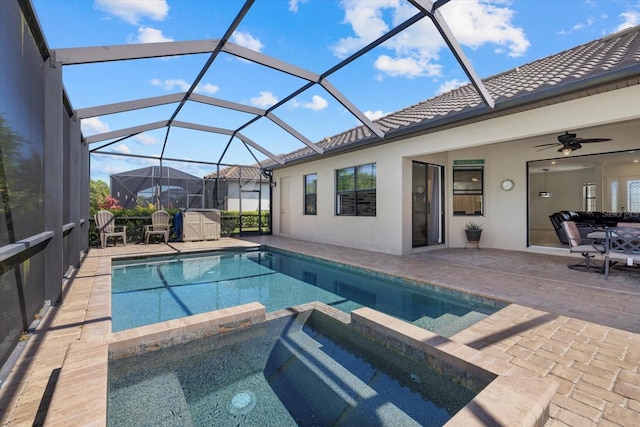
[535,131,612,155]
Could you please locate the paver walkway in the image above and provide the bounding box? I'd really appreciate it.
[1,236,639,426]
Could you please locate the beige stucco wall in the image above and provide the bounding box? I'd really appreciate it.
[271,84,640,255]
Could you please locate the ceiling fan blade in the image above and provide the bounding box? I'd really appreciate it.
[537,145,558,152]
[579,138,612,143]
[536,132,610,152]
[558,132,577,143]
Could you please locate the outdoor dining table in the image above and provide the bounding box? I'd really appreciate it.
[588,228,640,279]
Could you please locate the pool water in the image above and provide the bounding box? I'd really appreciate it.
[111,248,504,335]
[108,312,477,426]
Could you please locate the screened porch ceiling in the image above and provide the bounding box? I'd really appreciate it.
[47,0,494,177]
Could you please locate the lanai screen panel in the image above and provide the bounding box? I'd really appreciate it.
[0,0,48,369]
[110,166,203,210]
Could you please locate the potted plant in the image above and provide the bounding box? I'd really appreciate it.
[465,221,483,245]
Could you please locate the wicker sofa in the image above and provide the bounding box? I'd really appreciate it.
[549,211,640,245]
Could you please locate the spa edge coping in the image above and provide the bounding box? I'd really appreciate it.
[43,301,557,427]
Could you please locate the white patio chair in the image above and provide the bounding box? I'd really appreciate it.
[145,210,171,244]
[94,210,127,248]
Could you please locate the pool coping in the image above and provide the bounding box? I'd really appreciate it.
[45,301,557,426]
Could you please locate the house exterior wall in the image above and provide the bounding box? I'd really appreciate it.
[272,84,640,255]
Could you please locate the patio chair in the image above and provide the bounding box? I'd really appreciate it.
[562,220,605,272]
[145,210,171,244]
[604,226,640,280]
[94,210,127,248]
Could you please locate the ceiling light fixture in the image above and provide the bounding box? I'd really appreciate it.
[539,168,551,198]
[562,147,573,156]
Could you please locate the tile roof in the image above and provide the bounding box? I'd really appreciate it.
[204,164,266,180]
[268,25,640,169]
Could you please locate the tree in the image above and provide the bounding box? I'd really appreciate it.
[90,179,110,214]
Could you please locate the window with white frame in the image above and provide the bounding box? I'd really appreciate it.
[629,180,640,211]
[584,182,596,212]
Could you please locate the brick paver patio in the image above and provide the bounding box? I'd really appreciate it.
[1,236,639,426]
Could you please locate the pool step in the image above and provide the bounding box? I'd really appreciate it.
[413,311,487,337]
[264,327,447,426]
[108,371,194,427]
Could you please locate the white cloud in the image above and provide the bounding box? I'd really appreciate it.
[364,110,388,121]
[231,31,264,52]
[251,91,278,108]
[302,95,328,111]
[331,0,398,58]
[150,78,218,94]
[440,1,530,58]
[618,11,640,31]
[81,117,110,136]
[289,0,308,13]
[287,95,328,111]
[196,83,220,95]
[133,134,157,146]
[572,17,596,31]
[436,79,467,95]
[130,26,173,43]
[332,0,529,79]
[94,0,169,25]
[151,78,191,91]
[113,144,131,155]
[374,55,442,78]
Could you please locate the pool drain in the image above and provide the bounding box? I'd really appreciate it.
[227,391,256,415]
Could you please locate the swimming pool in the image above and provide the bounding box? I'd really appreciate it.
[108,309,477,426]
[111,247,505,335]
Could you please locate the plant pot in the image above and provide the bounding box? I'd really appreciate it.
[465,229,482,242]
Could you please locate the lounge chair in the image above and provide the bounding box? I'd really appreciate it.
[562,220,605,272]
[145,210,171,244]
[94,210,127,248]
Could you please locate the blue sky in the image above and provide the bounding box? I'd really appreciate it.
[31,0,640,185]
